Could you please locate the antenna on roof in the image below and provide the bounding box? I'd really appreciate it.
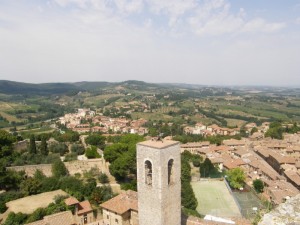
[157,133,164,142]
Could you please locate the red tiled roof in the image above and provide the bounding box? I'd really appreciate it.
[222,139,245,146]
[210,145,231,152]
[284,171,300,186]
[26,211,76,225]
[223,159,245,169]
[100,190,138,215]
[65,197,79,206]
[77,200,93,215]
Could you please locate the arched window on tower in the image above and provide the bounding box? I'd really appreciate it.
[145,160,152,186]
[168,159,174,185]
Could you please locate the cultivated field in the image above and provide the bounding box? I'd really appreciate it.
[191,180,241,218]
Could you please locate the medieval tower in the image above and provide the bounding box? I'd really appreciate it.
[137,140,181,225]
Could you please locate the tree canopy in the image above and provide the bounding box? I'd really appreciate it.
[199,158,215,178]
[29,135,37,154]
[226,168,246,189]
[103,134,144,187]
[253,179,264,193]
[51,160,68,178]
[85,134,106,148]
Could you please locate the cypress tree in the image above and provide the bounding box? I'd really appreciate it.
[29,135,37,154]
[40,138,48,156]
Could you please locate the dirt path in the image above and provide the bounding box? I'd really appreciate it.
[0,209,11,224]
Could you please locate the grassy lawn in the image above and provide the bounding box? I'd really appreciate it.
[84,94,123,105]
[225,118,246,128]
[20,127,55,135]
[131,112,173,121]
[191,180,241,218]
[0,111,23,122]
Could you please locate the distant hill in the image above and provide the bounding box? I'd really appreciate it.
[0,80,298,96]
[0,80,167,95]
[0,80,80,95]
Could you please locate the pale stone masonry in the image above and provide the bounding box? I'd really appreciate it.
[137,140,181,225]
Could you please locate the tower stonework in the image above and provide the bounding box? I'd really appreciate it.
[137,140,181,225]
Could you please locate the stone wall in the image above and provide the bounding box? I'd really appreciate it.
[7,159,111,177]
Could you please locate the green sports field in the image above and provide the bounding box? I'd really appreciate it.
[191,180,241,218]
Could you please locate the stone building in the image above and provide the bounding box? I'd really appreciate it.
[100,190,138,225]
[64,197,94,225]
[137,140,181,225]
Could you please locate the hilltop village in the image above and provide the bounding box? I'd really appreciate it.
[1,83,300,225]
[58,108,300,206]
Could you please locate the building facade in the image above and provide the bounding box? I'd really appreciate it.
[137,140,181,225]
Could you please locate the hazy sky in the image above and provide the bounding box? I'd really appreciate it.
[0,0,299,86]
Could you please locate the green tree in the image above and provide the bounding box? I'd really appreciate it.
[226,168,246,189]
[89,185,113,204]
[34,170,46,181]
[40,138,48,156]
[181,182,197,210]
[253,179,264,193]
[200,158,215,178]
[109,154,131,180]
[104,143,128,163]
[251,127,258,135]
[0,130,16,147]
[40,177,60,192]
[3,212,27,225]
[265,122,283,139]
[98,172,109,184]
[181,152,198,210]
[71,144,85,155]
[85,134,106,148]
[29,135,37,154]
[51,160,68,178]
[85,146,100,159]
[25,208,45,223]
[49,143,68,156]
[20,177,42,195]
[53,130,79,142]
[64,152,78,162]
[192,159,201,167]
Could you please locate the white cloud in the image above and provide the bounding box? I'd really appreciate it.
[186,0,285,36]
[114,0,144,14]
[242,18,285,33]
[50,0,286,36]
[0,0,298,85]
[54,0,89,8]
[187,0,244,36]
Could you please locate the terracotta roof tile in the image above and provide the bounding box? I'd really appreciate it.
[77,200,93,215]
[26,211,76,225]
[65,197,79,206]
[44,211,76,225]
[284,171,300,186]
[100,190,138,215]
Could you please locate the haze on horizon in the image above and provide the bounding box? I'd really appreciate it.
[0,0,299,86]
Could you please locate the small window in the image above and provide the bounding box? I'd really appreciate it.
[168,159,174,185]
[107,215,109,219]
[145,160,152,186]
[115,218,119,223]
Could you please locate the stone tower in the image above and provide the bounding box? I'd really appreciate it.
[137,140,181,225]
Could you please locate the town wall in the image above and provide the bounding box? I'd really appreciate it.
[7,159,110,177]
